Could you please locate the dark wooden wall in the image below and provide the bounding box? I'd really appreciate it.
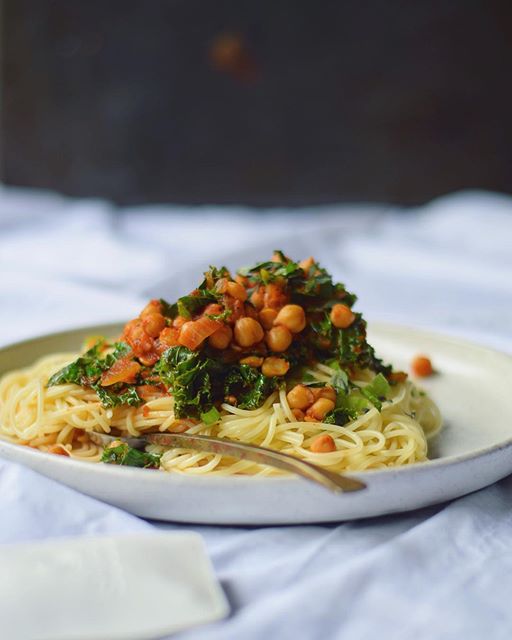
[2,0,512,205]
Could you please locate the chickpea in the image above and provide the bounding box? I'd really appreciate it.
[264,283,288,310]
[306,398,335,421]
[310,434,336,453]
[311,386,336,403]
[389,371,408,384]
[140,299,162,317]
[250,286,265,309]
[274,304,306,333]
[292,408,305,421]
[265,325,293,352]
[130,324,153,352]
[330,304,355,329]
[208,324,233,349]
[215,278,229,294]
[226,281,248,301]
[240,355,264,367]
[142,312,166,338]
[234,317,264,347]
[235,274,249,287]
[411,355,434,377]
[223,296,244,324]
[261,357,290,377]
[259,307,278,330]
[286,384,315,410]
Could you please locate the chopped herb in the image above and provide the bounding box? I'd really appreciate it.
[159,298,178,318]
[200,406,221,425]
[330,367,349,394]
[177,293,218,319]
[47,340,130,387]
[324,391,371,426]
[156,346,223,419]
[156,346,279,418]
[101,442,161,469]
[205,308,232,322]
[93,385,142,408]
[360,373,390,411]
[224,364,278,410]
[199,266,230,291]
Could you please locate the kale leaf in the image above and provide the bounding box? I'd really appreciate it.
[159,298,178,318]
[200,406,221,425]
[177,293,218,319]
[93,385,142,408]
[360,373,390,411]
[156,346,279,417]
[47,340,132,387]
[325,372,390,425]
[224,364,278,410]
[101,442,161,469]
[48,340,141,408]
[155,346,224,418]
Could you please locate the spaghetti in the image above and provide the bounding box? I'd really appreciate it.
[0,352,441,475]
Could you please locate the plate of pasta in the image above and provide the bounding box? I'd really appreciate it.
[1,252,511,524]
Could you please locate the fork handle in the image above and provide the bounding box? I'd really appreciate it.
[145,432,365,493]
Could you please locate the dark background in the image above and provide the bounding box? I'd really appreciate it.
[1,0,512,206]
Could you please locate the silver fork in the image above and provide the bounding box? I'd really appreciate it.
[90,431,366,494]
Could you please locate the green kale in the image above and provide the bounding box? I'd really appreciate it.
[323,391,370,426]
[93,385,142,408]
[238,255,304,289]
[177,293,218,319]
[224,364,278,410]
[47,340,130,387]
[200,406,221,425]
[101,442,161,469]
[328,361,350,393]
[47,341,105,386]
[310,312,333,342]
[199,265,231,290]
[360,373,390,411]
[159,298,178,318]
[48,340,141,409]
[204,308,232,322]
[155,346,224,418]
[156,347,279,417]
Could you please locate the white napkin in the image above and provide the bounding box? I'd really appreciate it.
[0,462,228,640]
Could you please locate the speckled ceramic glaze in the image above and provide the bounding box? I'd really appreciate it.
[1,323,511,524]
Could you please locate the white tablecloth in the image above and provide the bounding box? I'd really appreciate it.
[1,185,512,639]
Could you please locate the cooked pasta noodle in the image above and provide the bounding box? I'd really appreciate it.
[0,352,441,475]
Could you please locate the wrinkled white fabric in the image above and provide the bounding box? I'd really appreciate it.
[1,184,511,640]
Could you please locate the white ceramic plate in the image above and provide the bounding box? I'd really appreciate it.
[1,322,511,524]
